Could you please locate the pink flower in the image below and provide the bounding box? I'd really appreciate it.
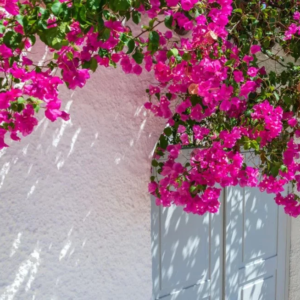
[180,133,189,145]
[0,128,8,149]
[233,70,244,82]
[45,100,70,122]
[250,45,261,54]
[0,89,21,109]
[177,125,186,133]
[154,62,172,83]
[247,67,258,77]
[144,55,153,72]
[0,0,19,15]
[164,31,173,39]
[181,0,197,11]
[285,24,299,40]
[0,44,13,59]
[148,182,158,194]
[120,56,132,74]
[111,53,121,63]
[22,57,33,66]
[148,85,160,95]
[166,0,179,6]
[14,105,38,137]
[196,15,206,25]
[193,125,210,140]
[167,144,181,159]
[275,193,300,217]
[220,99,231,111]
[243,55,254,65]
[133,65,142,75]
[288,118,297,127]
[240,81,257,97]
[294,12,300,21]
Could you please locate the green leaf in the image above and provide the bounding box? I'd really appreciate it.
[225,59,235,66]
[87,0,102,10]
[233,8,243,14]
[66,52,73,60]
[132,11,141,24]
[283,95,292,105]
[167,48,178,58]
[166,93,172,100]
[132,49,144,64]
[17,97,25,104]
[103,10,112,20]
[159,135,168,149]
[190,185,197,194]
[98,48,109,57]
[270,164,280,177]
[79,6,88,24]
[152,160,159,167]
[290,39,300,61]
[0,24,5,34]
[3,31,22,49]
[148,31,160,53]
[280,165,288,173]
[120,33,129,43]
[164,127,172,136]
[97,15,104,31]
[148,18,157,29]
[101,28,111,41]
[274,91,280,101]
[16,15,24,27]
[29,35,36,46]
[89,57,98,72]
[38,23,68,50]
[109,0,131,11]
[269,71,276,85]
[51,1,63,16]
[38,19,48,30]
[254,28,263,39]
[126,39,135,54]
[125,11,131,21]
[164,15,173,29]
[182,52,191,61]
[250,140,259,151]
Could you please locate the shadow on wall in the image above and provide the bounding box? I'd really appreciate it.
[0,62,165,300]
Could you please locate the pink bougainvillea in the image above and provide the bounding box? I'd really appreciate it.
[0,1,300,217]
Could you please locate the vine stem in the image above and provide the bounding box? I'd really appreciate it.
[134,20,164,39]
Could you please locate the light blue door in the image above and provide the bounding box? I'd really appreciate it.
[151,180,289,300]
[151,200,223,300]
[225,186,289,300]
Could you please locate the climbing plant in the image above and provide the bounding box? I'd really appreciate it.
[1,0,300,216]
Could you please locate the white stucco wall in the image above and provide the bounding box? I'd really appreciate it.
[0,50,164,299]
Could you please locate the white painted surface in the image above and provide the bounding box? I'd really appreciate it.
[225,186,289,300]
[152,185,289,300]
[0,45,164,299]
[0,42,299,300]
[151,202,223,300]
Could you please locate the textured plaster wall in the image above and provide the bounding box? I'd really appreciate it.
[0,44,164,300]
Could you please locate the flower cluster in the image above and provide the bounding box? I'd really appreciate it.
[0,0,300,217]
